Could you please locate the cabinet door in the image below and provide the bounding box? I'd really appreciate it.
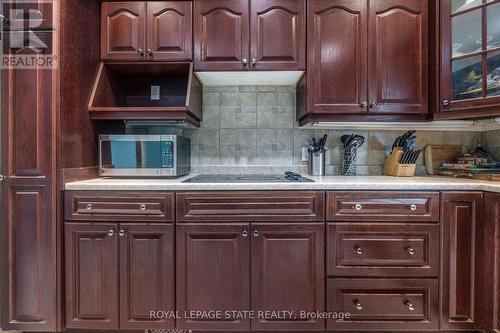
[251,224,325,331]
[101,2,146,60]
[441,192,483,330]
[119,224,175,330]
[438,1,500,119]
[484,193,500,332]
[1,29,57,331]
[194,0,249,70]
[307,0,368,114]
[147,2,192,61]
[250,0,305,70]
[176,224,251,331]
[64,223,119,330]
[369,0,428,114]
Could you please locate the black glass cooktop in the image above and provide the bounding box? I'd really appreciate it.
[182,174,314,183]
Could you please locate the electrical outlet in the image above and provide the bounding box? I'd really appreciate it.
[151,85,160,101]
[301,147,309,161]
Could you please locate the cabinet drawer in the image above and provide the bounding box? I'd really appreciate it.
[327,278,438,330]
[326,192,439,222]
[176,191,324,222]
[327,224,439,277]
[65,191,174,222]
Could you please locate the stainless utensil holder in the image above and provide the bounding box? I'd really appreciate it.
[342,149,357,176]
[308,150,326,176]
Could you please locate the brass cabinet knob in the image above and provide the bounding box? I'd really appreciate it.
[147,49,153,56]
[86,203,93,210]
[242,230,248,237]
[404,300,416,311]
[138,48,144,56]
[410,204,417,211]
[139,204,146,211]
[251,58,257,65]
[442,100,450,106]
[360,101,368,107]
[354,204,362,211]
[406,247,416,256]
[354,300,363,311]
[108,229,115,237]
[354,245,363,255]
[118,229,126,237]
[253,230,259,237]
[242,58,248,65]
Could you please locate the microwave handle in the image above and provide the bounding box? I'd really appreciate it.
[98,139,104,172]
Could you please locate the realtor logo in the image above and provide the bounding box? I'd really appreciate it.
[1,0,57,69]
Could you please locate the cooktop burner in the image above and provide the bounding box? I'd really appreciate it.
[182,174,314,183]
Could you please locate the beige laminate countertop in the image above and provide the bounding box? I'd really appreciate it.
[64,175,500,193]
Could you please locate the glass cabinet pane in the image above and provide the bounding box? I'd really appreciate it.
[452,56,483,100]
[452,0,482,13]
[487,51,500,96]
[487,3,500,49]
[452,9,483,57]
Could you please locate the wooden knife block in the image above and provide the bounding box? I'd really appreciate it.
[383,148,417,177]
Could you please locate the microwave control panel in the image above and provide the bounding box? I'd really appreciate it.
[161,141,174,168]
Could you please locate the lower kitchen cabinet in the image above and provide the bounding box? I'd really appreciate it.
[441,192,484,330]
[327,278,439,330]
[176,224,251,331]
[176,223,325,331]
[484,192,500,332]
[65,223,174,330]
[64,223,119,329]
[251,224,325,331]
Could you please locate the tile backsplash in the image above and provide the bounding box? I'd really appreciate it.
[183,86,495,175]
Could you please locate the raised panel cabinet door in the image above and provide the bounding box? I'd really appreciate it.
[368,0,428,114]
[251,224,325,331]
[250,0,305,70]
[176,224,251,331]
[194,0,249,70]
[484,192,500,332]
[101,2,146,60]
[119,224,175,330]
[307,0,368,114]
[1,51,57,330]
[64,223,119,330]
[441,192,483,330]
[146,2,192,61]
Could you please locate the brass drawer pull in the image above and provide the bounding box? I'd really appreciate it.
[140,204,146,211]
[410,204,417,211]
[354,204,362,211]
[242,230,248,237]
[107,229,115,237]
[86,203,93,210]
[354,300,363,311]
[354,245,363,255]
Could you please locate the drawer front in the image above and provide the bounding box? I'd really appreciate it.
[327,223,439,277]
[326,192,439,222]
[176,191,325,222]
[327,278,438,330]
[65,191,174,222]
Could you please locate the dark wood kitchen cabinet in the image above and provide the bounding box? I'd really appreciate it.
[297,0,429,124]
[251,224,325,331]
[1,7,58,331]
[441,192,484,330]
[64,223,119,330]
[176,224,251,331]
[484,192,500,333]
[437,0,500,119]
[369,0,428,114]
[102,2,192,61]
[65,222,174,330]
[101,2,146,60]
[194,0,305,70]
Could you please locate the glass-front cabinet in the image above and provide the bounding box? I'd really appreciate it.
[439,0,500,118]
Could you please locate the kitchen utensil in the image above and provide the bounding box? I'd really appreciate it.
[424,145,465,175]
[341,133,365,176]
[308,150,326,176]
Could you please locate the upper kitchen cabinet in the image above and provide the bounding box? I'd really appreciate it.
[194,0,305,70]
[102,2,192,61]
[147,2,193,61]
[250,0,306,70]
[194,0,249,70]
[297,0,429,124]
[437,0,500,119]
[369,0,428,114]
[101,2,146,60]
